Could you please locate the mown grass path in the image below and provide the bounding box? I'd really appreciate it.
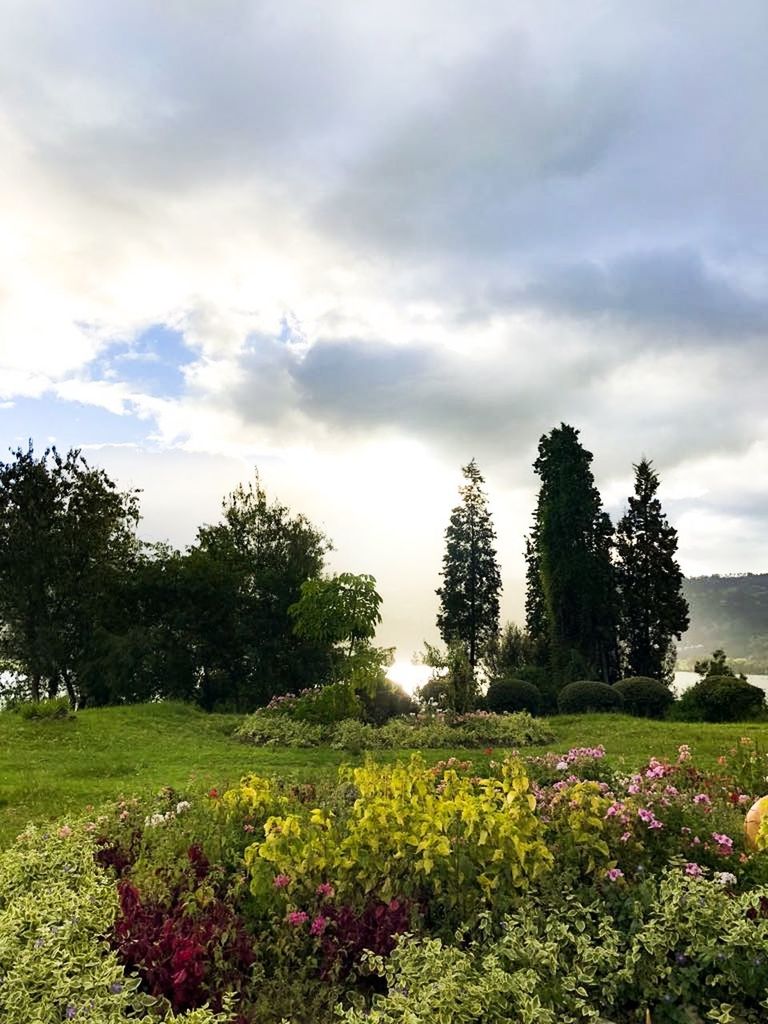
[2,701,768,847]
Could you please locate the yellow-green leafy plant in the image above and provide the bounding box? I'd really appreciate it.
[546,781,614,875]
[246,756,552,926]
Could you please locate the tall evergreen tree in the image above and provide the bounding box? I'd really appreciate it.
[436,459,501,674]
[524,532,549,666]
[615,459,689,681]
[529,424,619,685]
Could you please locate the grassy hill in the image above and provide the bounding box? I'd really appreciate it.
[680,573,768,672]
[3,701,768,849]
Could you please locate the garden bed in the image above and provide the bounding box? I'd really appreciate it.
[4,739,768,1022]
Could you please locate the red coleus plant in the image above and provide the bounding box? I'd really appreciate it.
[112,845,256,1014]
[319,898,414,978]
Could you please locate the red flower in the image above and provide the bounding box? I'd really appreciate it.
[208,788,219,799]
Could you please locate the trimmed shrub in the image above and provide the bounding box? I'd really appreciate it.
[613,677,674,719]
[557,681,624,715]
[674,675,766,723]
[484,678,541,715]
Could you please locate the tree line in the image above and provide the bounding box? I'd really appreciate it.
[0,443,388,710]
[0,425,689,712]
[434,423,689,710]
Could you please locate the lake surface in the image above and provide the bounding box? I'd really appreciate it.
[673,671,768,695]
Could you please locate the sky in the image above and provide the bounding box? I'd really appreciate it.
[1,1,767,681]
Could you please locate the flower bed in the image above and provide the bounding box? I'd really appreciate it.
[4,740,768,1022]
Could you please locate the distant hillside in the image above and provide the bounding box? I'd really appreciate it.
[678,573,768,672]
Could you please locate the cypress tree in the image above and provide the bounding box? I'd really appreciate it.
[529,424,619,685]
[615,459,689,681]
[436,459,501,674]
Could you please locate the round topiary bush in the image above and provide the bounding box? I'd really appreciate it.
[613,677,674,719]
[675,675,766,723]
[557,680,625,715]
[484,678,541,715]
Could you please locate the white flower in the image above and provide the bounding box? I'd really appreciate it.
[714,871,737,886]
[175,801,191,814]
[556,761,568,771]
[144,812,166,828]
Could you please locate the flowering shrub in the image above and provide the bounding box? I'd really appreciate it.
[236,709,554,750]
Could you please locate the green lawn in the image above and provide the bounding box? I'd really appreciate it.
[1,701,767,848]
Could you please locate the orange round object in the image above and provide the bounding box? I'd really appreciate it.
[744,796,768,850]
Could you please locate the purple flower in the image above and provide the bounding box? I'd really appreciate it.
[109,981,123,994]
[66,1007,77,1020]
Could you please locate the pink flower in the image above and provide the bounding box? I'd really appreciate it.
[316,882,335,899]
[685,862,703,877]
[693,793,711,806]
[712,832,733,856]
[287,910,309,927]
[310,914,329,936]
[678,744,691,763]
[57,825,73,838]
[620,831,632,842]
[606,867,624,882]
[243,824,255,833]
[604,803,622,818]
[273,873,291,889]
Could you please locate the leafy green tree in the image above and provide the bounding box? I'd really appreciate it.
[482,622,533,682]
[615,459,689,681]
[694,648,747,682]
[289,572,390,695]
[528,424,618,685]
[0,442,140,704]
[186,476,332,710]
[417,640,477,713]
[436,459,501,675]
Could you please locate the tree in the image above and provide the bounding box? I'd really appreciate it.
[436,459,501,675]
[185,475,332,710]
[289,573,391,694]
[527,424,618,685]
[615,459,689,681]
[694,648,747,682]
[482,622,533,682]
[417,640,477,713]
[0,442,140,704]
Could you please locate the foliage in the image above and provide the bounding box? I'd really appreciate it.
[358,678,415,725]
[339,874,768,1024]
[286,682,361,725]
[0,441,140,707]
[113,853,256,1014]
[484,678,541,715]
[557,679,625,714]
[613,676,675,719]
[527,424,619,687]
[436,460,501,674]
[237,710,554,750]
[247,756,552,930]
[289,573,388,695]
[0,820,227,1024]
[14,695,74,720]
[235,711,326,747]
[674,675,766,723]
[615,459,689,681]
[417,640,477,713]
[694,647,748,681]
[481,622,533,682]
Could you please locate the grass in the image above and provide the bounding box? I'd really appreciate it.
[2,701,768,848]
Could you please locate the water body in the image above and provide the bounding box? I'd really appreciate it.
[673,671,768,695]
